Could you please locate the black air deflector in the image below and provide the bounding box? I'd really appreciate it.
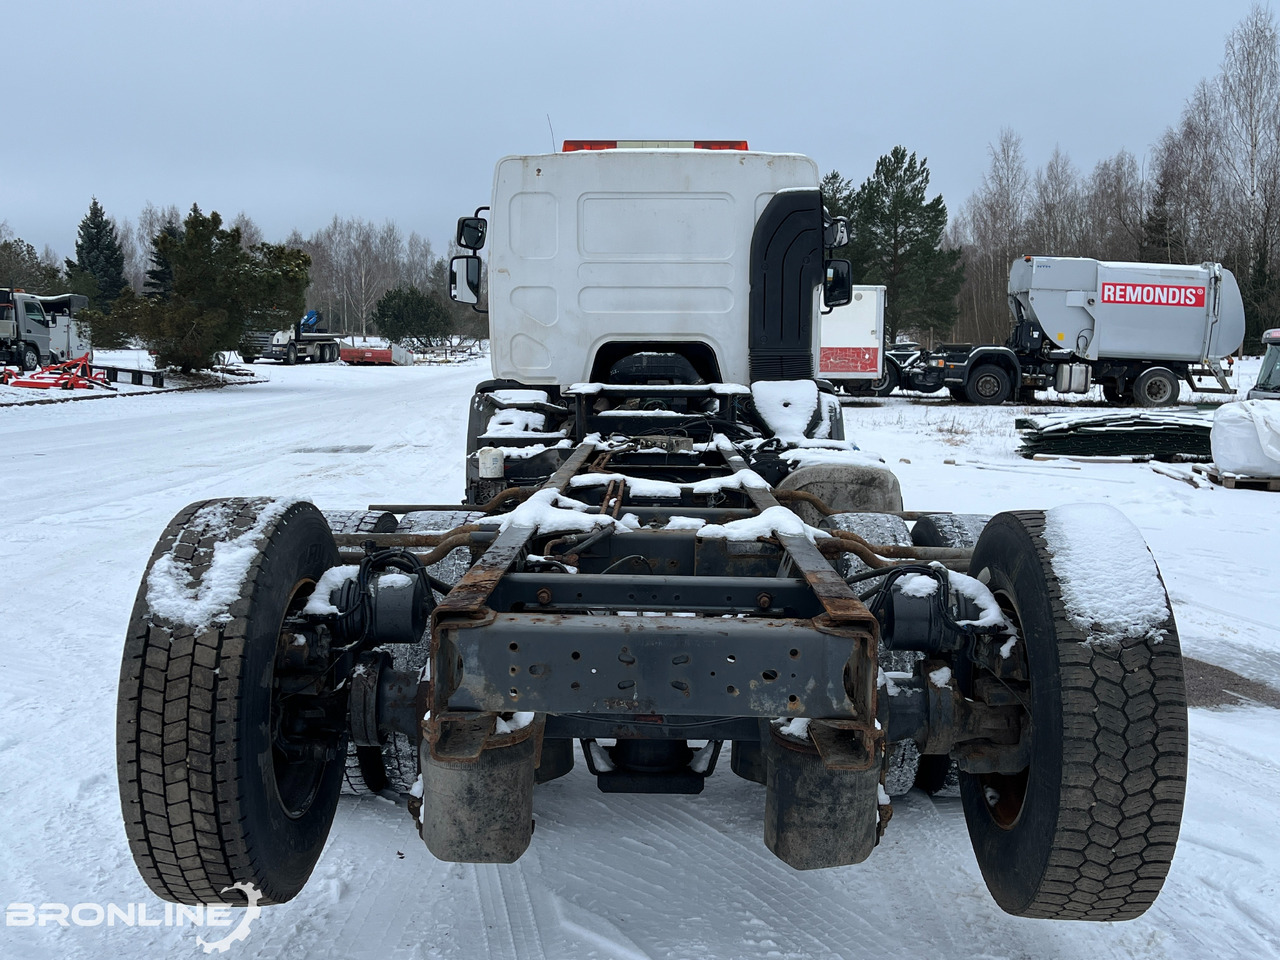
[748,190,823,381]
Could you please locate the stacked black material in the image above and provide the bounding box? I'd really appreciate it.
[1016,410,1214,460]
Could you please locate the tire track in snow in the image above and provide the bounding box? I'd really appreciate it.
[601,792,902,959]
[470,862,549,960]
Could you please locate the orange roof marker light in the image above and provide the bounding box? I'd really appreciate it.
[561,140,748,152]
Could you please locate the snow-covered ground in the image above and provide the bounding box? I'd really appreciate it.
[1,359,1277,960]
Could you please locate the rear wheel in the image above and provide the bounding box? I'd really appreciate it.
[958,509,1187,920]
[397,509,484,591]
[965,364,1011,405]
[322,509,397,535]
[871,362,899,397]
[1132,367,1178,407]
[117,499,345,904]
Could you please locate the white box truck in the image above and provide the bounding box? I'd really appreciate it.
[818,285,888,393]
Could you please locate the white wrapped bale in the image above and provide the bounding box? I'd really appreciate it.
[1211,400,1280,477]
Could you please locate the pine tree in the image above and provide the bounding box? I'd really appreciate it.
[144,221,184,299]
[70,198,128,311]
[1,236,62,293]
[114,205,310,371]
[843,147,965,344]
[1138,185,1184,264]
[372,285,451,351]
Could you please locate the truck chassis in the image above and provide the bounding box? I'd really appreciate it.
[117,379,1188,922]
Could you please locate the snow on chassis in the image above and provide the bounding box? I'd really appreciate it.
[117,144,1187,923]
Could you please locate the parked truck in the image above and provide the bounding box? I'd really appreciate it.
[1,289,91,370]
[818,284,888,392]
[117,142,1188,926]
[1248,328,1280,400]
[886,256,1245,406]
[242,309,341,364]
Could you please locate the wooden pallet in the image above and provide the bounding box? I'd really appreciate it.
[1192,463,1280,491]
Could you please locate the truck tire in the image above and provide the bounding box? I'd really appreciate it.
[397,509,484,593]
[958,510,1187,920]
[965,364,1011,405]
[823,512,912,581]
[117,499,345,905]
[345,732,419,797]
[20,343,39,371]
[1132,367,1178,407]
[322,509,397,535]
[285,343,298,366]
[871,362,899,397]
[910,513,990,550]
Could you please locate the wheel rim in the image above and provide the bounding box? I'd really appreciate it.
[976,589,1031,830]
[976,374,1002,400]
[270,577,334,819]
[1144,376,1173,404]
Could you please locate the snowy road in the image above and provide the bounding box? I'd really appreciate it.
[1,361,1277,960]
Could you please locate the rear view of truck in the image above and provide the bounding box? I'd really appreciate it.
[116,143,1189,927]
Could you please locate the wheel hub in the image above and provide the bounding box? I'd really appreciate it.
[270,578,343,819]
[976,590,1031,829]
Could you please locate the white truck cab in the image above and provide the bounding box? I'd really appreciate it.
[1249,328,1280,400]
[1,289,90,370]
[450,141,852,388]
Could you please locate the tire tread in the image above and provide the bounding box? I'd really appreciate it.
[999,510,1187,921]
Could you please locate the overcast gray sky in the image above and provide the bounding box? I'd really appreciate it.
[2,0,1263,262]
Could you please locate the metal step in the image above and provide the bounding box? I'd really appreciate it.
[1186,359,1236,394]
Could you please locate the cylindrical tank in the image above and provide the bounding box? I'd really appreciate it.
[1007,257,1245,363]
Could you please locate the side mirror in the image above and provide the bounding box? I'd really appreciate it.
[824,258,853,308]
[456,217,488,251]
[824,216,849,249]
[450,255,482,305]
